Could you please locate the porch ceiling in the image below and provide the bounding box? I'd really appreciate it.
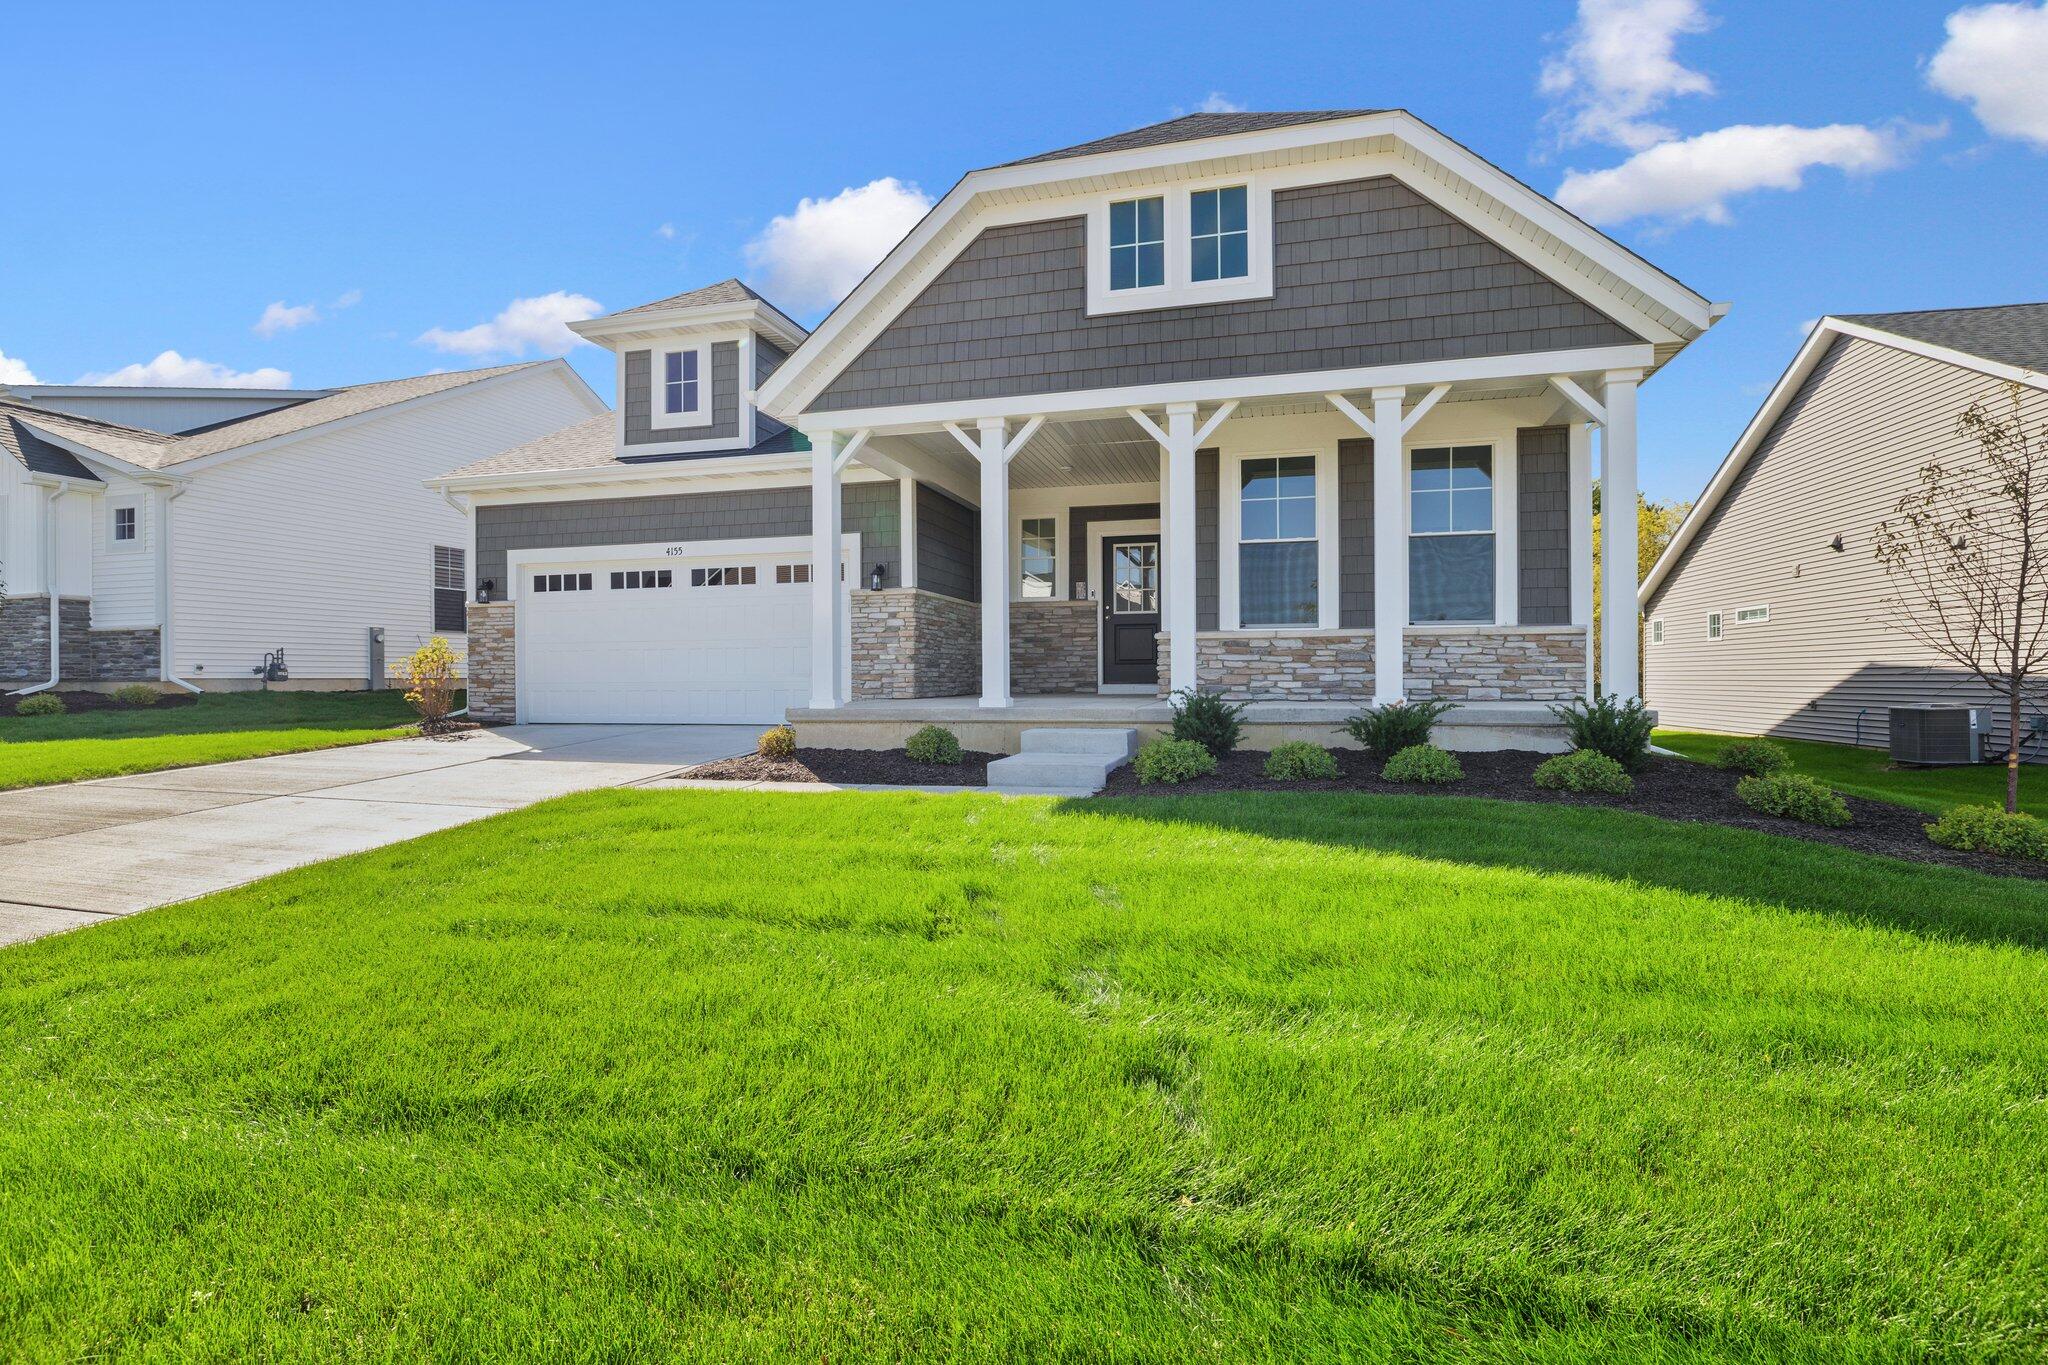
[889,414,1162,491]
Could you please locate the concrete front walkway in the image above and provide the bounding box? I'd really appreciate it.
[0,724,755,947]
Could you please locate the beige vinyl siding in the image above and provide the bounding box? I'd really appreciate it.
[1644,334,2047,755]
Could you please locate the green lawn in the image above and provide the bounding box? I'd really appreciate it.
[4,789,2047,1360]
[1656,726,2046,817]
[0,690,427,791]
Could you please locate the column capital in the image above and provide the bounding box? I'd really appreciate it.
[1163,400,1200,416]
[975,415,1009,434]
[1601,368,1645,387]
[1369,385,1409,403]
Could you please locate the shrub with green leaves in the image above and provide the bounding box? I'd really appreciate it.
[757,725,797,760]
[1714,738,1791,777]
[1342,698,1457,760]
[1263,741,1339,782]
[904,725,963,766]
[1550,692,1656,771]
[1736,772,1852,828]
[1134,737,1218,785]
[12,693,65,718]
[1926,805,2048,861]
[1382,743,1463,785]
[110,683,160,708]
[1169,688,1249,758]
[1533,748,1634,795]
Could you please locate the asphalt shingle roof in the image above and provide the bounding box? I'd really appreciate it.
[610,278,768,318]
[0,399,170,480]
[1837,303,2048,375]
[996,110,1385,168]
[439,413,806,480]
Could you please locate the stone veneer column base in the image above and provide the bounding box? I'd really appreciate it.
[851,588,979,699]
[466,601,517,722]
[2,597,160,684]
[1010,599,1096,695]
[1155,626,1588,702]
[0,595,54,684]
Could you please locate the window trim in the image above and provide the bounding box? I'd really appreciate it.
[1219,447,1339,631]
[1706,611,1723,640]
[1085,173,1275,316]
[108,496,142,554]
[1734,604,1771,624]
[1405,441,1505,627]
[1105,194,1167,295]
[651,343,713,428]
[1649,617,1664,645]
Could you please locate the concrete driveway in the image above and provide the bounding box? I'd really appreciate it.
[0,724,754,947]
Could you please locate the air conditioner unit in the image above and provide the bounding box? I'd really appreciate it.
[1889,705,1984,766]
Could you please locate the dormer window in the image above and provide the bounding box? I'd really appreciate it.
[1108,196,1165,292]
[1190,186,1249,282]
[1086,177,1274,315]
[661,348,702,418]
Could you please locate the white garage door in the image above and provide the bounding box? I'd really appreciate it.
[519,550,818,724]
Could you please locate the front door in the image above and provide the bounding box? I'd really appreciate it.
[1100,535,1161,686]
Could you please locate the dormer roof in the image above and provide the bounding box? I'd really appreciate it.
[569,278,808,352]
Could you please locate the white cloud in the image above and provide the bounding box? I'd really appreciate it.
[743,178,933,313]
[253,300,320,337]
[77,351,292,388]
[656,223,677,239]
[1555,122,1933,226]
[416,291,603,358]
[333,288,364,309]
[0,349,38,384]
[1192,92,1245,114]
[1796,316,1823,337]
[1540,0,1715,150]
[1927,2,2048,147]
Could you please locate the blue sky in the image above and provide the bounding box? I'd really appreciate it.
[2,0,2044,502]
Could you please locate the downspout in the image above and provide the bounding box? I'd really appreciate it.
[7,484,66,697]
[156,483,201,693]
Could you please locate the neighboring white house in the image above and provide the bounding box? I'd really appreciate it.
[1,361,603,691]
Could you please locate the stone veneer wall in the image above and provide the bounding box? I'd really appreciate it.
[0,595,53,682]
[2,597,158,682]
[1010,600,1095,694]
[466,601,516,723]
[851,588,978,698]
[1155,627,1587,702]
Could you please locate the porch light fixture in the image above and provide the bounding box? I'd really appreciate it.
[869,564,884,592]
[475,579,495,604]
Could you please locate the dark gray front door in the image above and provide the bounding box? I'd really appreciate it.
[1101,535,1161,686]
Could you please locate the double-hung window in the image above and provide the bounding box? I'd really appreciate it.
[1409,446,1495,623]
[1108,196,1165,292]
[1239,456,1318,626]
[1019,517,1057,599]
[1190,186,1249,282]
[660,348,702,419]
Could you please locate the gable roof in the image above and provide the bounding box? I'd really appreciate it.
[435,411,806,484]
[611,278,768,317]
[998,110,1384,167]
[10,362,546,474]
[1640,306,2048,605]
[0,399,172,480]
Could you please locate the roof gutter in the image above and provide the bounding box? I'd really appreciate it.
[7,485,68,697]
[156,484,200,693]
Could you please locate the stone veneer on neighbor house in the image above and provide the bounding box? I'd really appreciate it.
[1009,600,1096,695]
[850,589,979,699]
[1,597,158,683]
[1156,627,1587,703]
[466,601,516,723]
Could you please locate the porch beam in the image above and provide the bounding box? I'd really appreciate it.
[1398,384,1451,437]
[1370,387,1408,704]
[1163,402,1199,696]
[809,432,846,709]
[1599,369,1643,701]
[1191,399,1239,447]
[942,420,981,460]
[832,428,871,474]
[1548,374,1607,426]
[1001,414,1046,463]
[976,418,1012,708]
[1125,406,1171,447]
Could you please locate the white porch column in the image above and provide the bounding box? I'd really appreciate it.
[809,431,844,709]
[1370,386,1408,704]
[1163,402,1199,695]
[977,417,1011,707]
[1599,370,1642,701]
[1567,420,1595,700]
[898,477,918,590]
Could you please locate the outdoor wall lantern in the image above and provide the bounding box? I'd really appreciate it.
[869,564,885,592]
[475,579,495,604]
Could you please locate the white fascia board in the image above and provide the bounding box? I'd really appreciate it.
[800,344,1657,435]
[571,300,809,353]
[457,463,894,507]
[15,421,184,485]
[759,111,1712,418]
[6,385,330,400]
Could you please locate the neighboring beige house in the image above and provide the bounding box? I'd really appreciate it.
[1640,303,2048,758]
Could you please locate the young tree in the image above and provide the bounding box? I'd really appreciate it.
[1873,380,2047,813]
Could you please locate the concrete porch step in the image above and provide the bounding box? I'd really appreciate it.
[1017,726,1141,758]
[988,727,1140,795]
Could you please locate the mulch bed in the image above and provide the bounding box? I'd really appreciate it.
[1100,747,2047,881]
[689,746,1001,787]
[3,689,199,717]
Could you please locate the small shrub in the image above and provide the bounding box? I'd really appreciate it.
[1264,741,1339,782]
[905,724,963,766]
[1736,772,1852,828]
[12,693,65,718]
[1715,737,1791,776]
[1134,737,1218,785]
[1550,692,1656,771]
[1169,688,1249,759]
[1534,749,1635,795]
[402,637,460,727]
[1926,805,2048,861]
[110,683,161,708]
[1382,743,1463,784]
[757,725,796,760]
[1342,699,1457,760]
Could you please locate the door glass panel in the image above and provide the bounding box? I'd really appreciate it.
[1111,543,1159,614]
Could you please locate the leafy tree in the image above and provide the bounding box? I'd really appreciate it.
[1874,381,2047,814]
[1592,488,1691,688]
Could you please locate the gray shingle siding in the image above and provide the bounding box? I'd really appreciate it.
[476,480,899,591]
[754,337,791,442]
[1071,503,1161,601]
[811,176,1643,413]
[1196,449,1219,631]
[1338,438,1374,628]
[623,341,741,445]
[915,483,980,602]
[1516,426,1571,625]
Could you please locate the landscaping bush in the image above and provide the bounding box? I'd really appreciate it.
[1169,688,1248,758]
[904,724,963,766]
[757,725,796,760]
[1134,737,1218,785]
[1736,772,1852,828]
[402,637,460,728]
[1926,805,2048,861]
[1550,692,1656,771]
[1382,743,1463,784]
[1714,737,1792,776]
[12,693,65,718]
[1533,748,1635,795]
[1342,698,1457,760]
[110,683,160,708]
[1263,740,1339,782]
